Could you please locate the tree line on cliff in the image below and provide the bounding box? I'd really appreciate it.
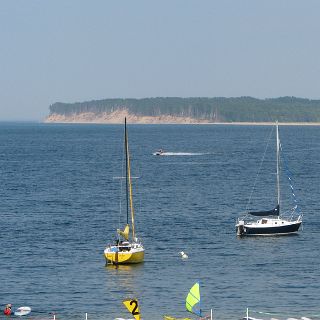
[49,96,320,122]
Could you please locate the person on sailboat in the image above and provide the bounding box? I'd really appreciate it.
[3,304,12,316]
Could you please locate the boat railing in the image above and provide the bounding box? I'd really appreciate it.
[279,206,302,222]
[236,215,255,224]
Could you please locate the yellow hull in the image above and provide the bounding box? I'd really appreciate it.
[105,250,144,264]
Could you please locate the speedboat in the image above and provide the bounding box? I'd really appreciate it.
[154,149,164,156]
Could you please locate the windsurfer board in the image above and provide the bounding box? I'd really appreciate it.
[14,306,31,316]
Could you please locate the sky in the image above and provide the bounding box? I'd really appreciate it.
[0,0,320,121]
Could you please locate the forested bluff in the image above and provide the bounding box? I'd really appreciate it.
[46,97,320,123]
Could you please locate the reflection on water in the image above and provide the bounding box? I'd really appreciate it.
[105,263,145,273]
[105,263,145,300]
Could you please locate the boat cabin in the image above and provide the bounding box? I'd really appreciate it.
[257,218,287,226]
[116,241,131,252]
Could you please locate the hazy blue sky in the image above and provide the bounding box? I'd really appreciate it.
[1,0,320,120]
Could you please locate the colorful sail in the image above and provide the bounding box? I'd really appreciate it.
[123,298,141,320]
[186,282,201,317]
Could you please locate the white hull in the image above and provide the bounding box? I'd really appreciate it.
[236,216,302,236]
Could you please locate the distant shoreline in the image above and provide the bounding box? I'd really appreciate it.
[48,96,320,124]
[44,120,320,126]
[43,110,320,125]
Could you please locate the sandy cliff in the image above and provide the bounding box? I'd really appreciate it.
[45,109,320,125]
[45,109,211,124]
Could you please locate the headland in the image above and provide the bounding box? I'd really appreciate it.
[45,96,320,124]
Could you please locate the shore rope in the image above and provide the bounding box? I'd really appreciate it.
[249,309,320,318]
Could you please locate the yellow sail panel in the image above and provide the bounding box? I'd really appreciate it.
[117,224,130,240]
[186,282,201,316]
[123,298,141,320]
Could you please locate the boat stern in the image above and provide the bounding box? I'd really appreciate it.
[104,243,145,265]
[236,220,245,236]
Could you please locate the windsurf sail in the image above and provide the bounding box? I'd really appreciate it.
[186,282,202,317]
[123,298,141,320]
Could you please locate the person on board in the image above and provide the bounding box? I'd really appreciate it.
[3,304,12,316]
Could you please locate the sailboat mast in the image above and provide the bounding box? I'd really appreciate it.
[276,121,280,208]
[125,119,136,240]
[125,118,129,225]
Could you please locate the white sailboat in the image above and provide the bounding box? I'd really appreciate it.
[236,122,302,236]
[104,118,144,264]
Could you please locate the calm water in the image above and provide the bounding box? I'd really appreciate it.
[0,123,319,320]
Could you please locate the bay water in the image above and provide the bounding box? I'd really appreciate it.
[0,123,319,319]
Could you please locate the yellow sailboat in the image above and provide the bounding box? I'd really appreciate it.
[104,118,145,265]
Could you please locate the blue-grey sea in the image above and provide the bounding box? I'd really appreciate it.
[0,123,319,320]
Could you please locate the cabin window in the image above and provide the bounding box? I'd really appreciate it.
[275,222,277,225]
[262,219,268,224]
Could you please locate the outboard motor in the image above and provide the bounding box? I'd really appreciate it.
[237,220,245,236]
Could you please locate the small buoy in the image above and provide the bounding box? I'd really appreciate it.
[180,251,188,259]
